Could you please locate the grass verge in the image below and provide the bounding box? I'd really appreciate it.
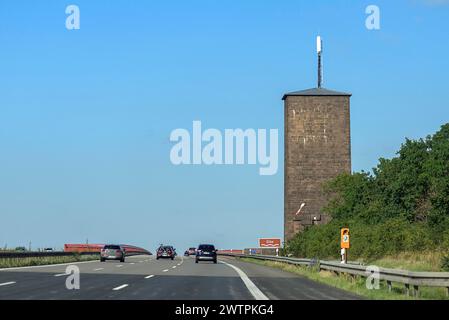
[240,257,449,300]
[366,251,445,272]
[0,254,99,269]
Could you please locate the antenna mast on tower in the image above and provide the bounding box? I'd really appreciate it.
[317,36,323,88]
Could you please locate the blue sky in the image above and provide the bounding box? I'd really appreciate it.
[0,0,448,251]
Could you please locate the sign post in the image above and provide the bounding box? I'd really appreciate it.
[340,228,350,264]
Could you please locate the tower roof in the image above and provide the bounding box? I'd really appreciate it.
[282,87,351,100]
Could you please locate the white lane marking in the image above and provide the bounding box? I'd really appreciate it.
[0,260,97,271]
[172,266,177,269]
[54,273,66,277]
[162,269,169,272]
[112,284,128,291]
[145,275,154,279]
[0,281,16,287]
[130,263,135,265]
[221,261,269,300]
[116,265,123,268]
[139,261,144,263]
[93,268,104,271]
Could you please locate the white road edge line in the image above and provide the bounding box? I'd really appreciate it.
[93,268,104,271]
[145,275,154,279]
[54,273,66,277]
[220,261,269,300]
[162,269,169,272]
[0,281,16,287]
[112,284,128,291]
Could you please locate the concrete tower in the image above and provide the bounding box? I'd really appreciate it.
[283,37,351,242]
[283,89,351,241]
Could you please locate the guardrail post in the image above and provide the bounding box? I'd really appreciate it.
[413,285,419,298]
[387,281,392,292]
[349,274,356,283]
[446,287,449,297]
[405,284,410,296]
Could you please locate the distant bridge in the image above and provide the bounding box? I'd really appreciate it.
[64,244,151,256]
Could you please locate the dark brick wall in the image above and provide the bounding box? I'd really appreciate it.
[284,95,351,242]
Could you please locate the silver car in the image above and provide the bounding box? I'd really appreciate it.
[100,244,126,262]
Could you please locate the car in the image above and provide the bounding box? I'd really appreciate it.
[188,247,196,255]
[100,244,125,262]
[156,245,175,260]
[195,244,217,264]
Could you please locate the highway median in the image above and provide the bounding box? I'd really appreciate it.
[0,253,99,269]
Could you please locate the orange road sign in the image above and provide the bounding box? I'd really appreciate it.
[341,228,350,249]
[259,238,281,248]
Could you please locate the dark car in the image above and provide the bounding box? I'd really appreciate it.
[184,250,189,257]
[100,244,125,262]
[156,245,175,260]
[188,247,196,255]
[195,244,217,264]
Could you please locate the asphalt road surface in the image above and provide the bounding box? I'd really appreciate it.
[0,255,360,300]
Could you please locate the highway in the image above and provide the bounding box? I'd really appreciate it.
[0,255,360,300]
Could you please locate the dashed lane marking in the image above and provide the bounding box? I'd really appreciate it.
[0,282,16,287]
[112,284,128,291]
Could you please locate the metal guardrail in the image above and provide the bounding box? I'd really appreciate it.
[219,253,449,297]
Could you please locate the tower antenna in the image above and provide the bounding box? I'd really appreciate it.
[317,36,323,88]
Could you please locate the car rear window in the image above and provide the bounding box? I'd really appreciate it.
[198,245,215,251]
[104,245,121,250]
